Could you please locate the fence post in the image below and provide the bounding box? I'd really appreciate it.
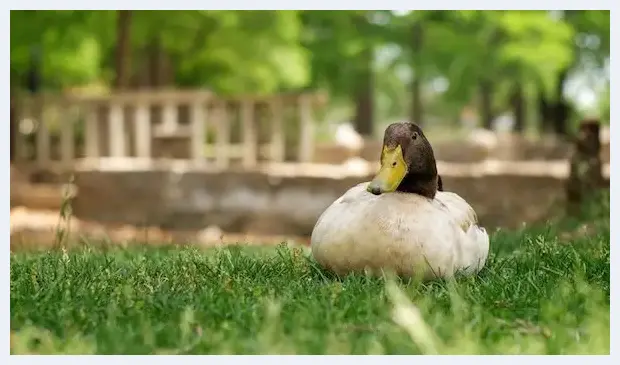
[215,101,230,169]
[108,104,126,158]
[84,105,100,159]
[297,94,314,163]
[13,97,29,162]
[161,103,178,135]
[59,102,75,166]
[270,97,285,162]
[35,95,51,166]
[190,102,205,165]
[241,100,257,168]
[134,103,151,158]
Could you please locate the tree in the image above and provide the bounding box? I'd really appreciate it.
[10,10,608,140]
[300,10,397,136]
[10,10,311,95]
[114,10,133,90]
[11,11,112,90]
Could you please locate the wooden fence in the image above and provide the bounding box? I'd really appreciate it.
[11,90,326,170]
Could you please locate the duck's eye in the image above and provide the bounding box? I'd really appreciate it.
[411,132,419,140]
[391,162,397,167]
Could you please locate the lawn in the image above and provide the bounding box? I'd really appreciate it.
[10,196,610,355]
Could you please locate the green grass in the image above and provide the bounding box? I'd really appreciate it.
[10,198,610,355]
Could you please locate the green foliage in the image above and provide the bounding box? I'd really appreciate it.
[10,10,609,124]
[152,10,310,93]
[497,11,574,97]
[411,11,575,104]
[300,11,389,98]
[10,10,111,88]
[566,10,610,67]
[10,10,309,94]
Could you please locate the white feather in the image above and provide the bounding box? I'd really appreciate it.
[311,182,490,280]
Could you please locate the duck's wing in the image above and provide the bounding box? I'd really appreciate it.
[433,191,479,231]
[434,191,489,275]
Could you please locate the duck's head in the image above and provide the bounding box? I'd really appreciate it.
[367,121,440,198]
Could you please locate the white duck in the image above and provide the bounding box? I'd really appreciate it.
[311,121,489,280]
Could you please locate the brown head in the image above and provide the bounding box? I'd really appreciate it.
[366,122,440,199]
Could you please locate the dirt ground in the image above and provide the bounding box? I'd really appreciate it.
[10,206,310,252]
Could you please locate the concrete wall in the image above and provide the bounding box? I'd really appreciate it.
[73,165,609,236]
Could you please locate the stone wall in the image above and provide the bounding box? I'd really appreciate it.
[72,164,610,236]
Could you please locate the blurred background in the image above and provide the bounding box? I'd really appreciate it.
[9,10,610,249]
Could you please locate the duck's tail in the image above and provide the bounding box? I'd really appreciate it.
[465,224,490,274]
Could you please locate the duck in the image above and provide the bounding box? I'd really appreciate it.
[310,121,489,280]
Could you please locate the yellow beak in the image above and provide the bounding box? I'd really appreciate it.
[367,145,408,195]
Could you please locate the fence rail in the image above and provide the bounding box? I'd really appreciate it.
[12,90,326,170]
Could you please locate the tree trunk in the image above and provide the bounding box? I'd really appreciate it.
[511,82,525,133]
[552,68,570,136]
[537,92,553,134]
[353,47,374,137]
[148,40,160,89]
[410,22,423,126]
[26,46,42,94]
[411,78,422,125]
[112,10,133,159]
[566,119,603,215]
[145,35,173,89]
[114,10,133,90]
[479,79,494,130]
